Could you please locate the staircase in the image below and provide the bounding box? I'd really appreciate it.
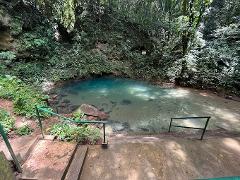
[0,135,88,180]
[0,105,107,180]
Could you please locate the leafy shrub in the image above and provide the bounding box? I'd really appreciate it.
[0,75,49,118]
[12,63,45,83]
[16,125,33,136]
[17,33,49,53]
[0,51,16,61]
[50,123,101,144]
[0,109,15,133]
[48,44,114,82]
[72,111,85,121]
[10,18,23,36]
[184,22,240,95]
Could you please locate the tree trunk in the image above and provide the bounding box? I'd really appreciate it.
[180,0,189,77]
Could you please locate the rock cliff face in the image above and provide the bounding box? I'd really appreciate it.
[0,0,43,36]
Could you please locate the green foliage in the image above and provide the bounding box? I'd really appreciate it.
[11,63,45,83]
[50,123,101,144]
[2,0,198,84]
[2,0,240,97]
[48,44,113,81]
[72,111,85,120]
[10,18,23,36]
[17,33,50,53]
[37,0,77,32]
[16,125,33,136]
[183,0,240,95]
[0,109,15,133]
[0,75,49,118]
[0,51,16,61]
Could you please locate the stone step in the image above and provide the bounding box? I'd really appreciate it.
[20,140,77,180]
[0,135,40,164]
[63,145,88,180]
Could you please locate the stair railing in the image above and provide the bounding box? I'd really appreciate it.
[0,123,22,173]
[168,116,211,140]
[35,106,108,145]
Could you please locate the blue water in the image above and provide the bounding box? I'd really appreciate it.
[54,77,240,134]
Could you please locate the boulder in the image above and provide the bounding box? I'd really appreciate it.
[162,83,175,88]
[48,99,59,105]
[51,95,58,99]
[41,80,55,92]
[78,104,109,120]
[86,116,98,121]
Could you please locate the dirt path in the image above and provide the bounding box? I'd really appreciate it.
[80,135,240,180]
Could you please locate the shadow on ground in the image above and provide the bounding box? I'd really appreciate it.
[80,135,240,180]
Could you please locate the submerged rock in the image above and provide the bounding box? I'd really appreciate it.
[111,123,125,131]
[59,93,67,97]
[62,99,71,104]
[110,101,117,106]
[68,89,79,95]
[120,99,132,105]
[109,121,129,132]
[113,124,125,131]
[139,127,150,132]
[69,105,79,112]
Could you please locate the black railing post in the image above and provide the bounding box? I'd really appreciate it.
[200,117,210,140]
[168,118,173,132]
[103,123,106,144]
[35,106,44,139]
[102,123,108,148]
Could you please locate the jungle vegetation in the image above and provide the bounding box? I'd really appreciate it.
[0,0,239,94]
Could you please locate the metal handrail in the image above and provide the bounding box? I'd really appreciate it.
[35,106,108,145]
[0,123,22,173]
[168,116,211,140]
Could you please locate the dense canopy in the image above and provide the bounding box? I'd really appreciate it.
[0,0,239,95]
